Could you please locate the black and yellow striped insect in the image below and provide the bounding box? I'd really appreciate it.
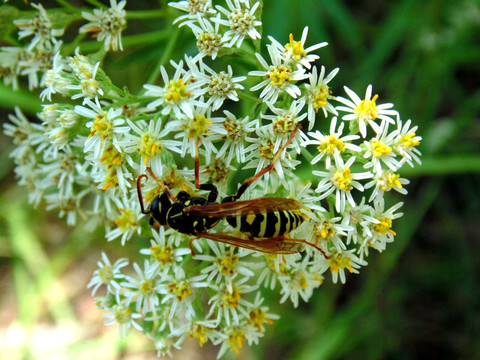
[137,126,328,258]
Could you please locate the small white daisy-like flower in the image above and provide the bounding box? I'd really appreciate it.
[75,98,128,159]
[14,3,64,51]
[392,118,422,167]
[316,248,368,284]
[261,99,307,153]
[195,241,255,292]
[122,260,162,313]
[255,253,299,290]
[143,59,206,118]
[105,195,143,245]
[301,116,361,168]
[87,252,128,296]
[66,61,104,103]
[140,228,191,272]
[341,198,378,246]
[249,45,308,103]
[244,293,280,333]
[103,302,143,337]
[279,256,324,308]
[362,199,403,255]
[214,0,262,48]
[0,47,25,90]
[303,65,339,129]
[363,121,402,174]
[207,276,257,326]
[201,62,246,111]
[365,169,409,201]
[336,85,398,138]
[123,118,182,176]
[313,151,373,213]
[169,0,216,27]
[307,212,353,254]
[40,51,70,101]
[187,14,227,60]
[171,105,226,163]
[268,26,327,70]
[80,0,127,52]
[177,317,226,348]
[158,267,209,320]
[216,110,257,166]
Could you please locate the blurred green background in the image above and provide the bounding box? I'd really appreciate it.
[1,0,479,359]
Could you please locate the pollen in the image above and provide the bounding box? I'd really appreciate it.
[259,139,275,160]
[197,31,222,57]
[216,250,239,276]
[165,78,192,103]
[318,135,346,155]
[227,328,246,355]
[140,133,163,165]
[332,167,352,191]
[378,172,402,191]
[90,112,111,139]
[102,169,120,191]
[183,114,211,140]
[267,65,293,88]
[209,71,234,97]
[355,94,378,122]
[398,132,420,149]
[310,84,330,112]
[114,208,137,232]
[371,139,392,158]
[189,324,209,347]
[373,217,396,236]
[314,220,335,242]
[249,308,273,332]
[139,279,156,297]
[273,113,297,136]
[221,286,241,308]
[329,253,354,274]
[101,146,125,169]
[114,305,132,324]
[150,244,175,266]
[168,281,192,302]
[81,78,101,97]
[285,33,306,61]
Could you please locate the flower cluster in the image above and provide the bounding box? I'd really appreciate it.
[2,1,422,358]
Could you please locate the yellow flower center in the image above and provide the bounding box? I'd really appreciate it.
[98,265,113,284]
[228,328,246,355]
[221,287,241,308]
[329,253,354,274]
[398,132,420,149]
[314,220,335,241]
[285,33,306,61]
[140,133,163,165]
[371,139,392,158]
[90,112,111,139]
[114,208,137,232]
[355,94,378,122]
[139,279,156,297]
[216,251,239,276]
[183,114,211,140]
[150,244,174,265]
[373,217,396,236]
[267,65,292,88]
[249,308,273,332]
[165,78,192,103]
[332,168,352,191]
[318,135,346,155]
[190,324,209,347]
[168,281,192,302]
[379,172,402,191]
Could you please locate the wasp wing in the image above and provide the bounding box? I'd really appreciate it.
[185,197,303,218]
[194,232,305,254]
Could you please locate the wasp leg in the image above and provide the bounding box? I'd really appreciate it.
[194,137,218,203]
[230,125,301,201]
[145,167,177,202]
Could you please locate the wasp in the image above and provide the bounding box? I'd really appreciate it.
[137,125,328,258]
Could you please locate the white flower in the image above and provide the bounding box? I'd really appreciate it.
[103,302,143,337]
[301,116,361,168]
[213,0,262,48]
[200,62,246,111]
[215,110,258,165]
[169,0,216,27]
[336,85,398,138]
[364,169,409,201]
[143,59,206,118]
[392,118,422,167]
[105,195,144,245]
[268,26,327,69]
[80,0,127,52]
[123,118,182,176]
[249,46,308,103]
[313,151,373,213]
[14,3,64,51]
[122,260,162,313]
[363,121,402,174]
[40,51,70,101]
[66,61,104,103]
[87,252,128,296]
[186,14,227,60]
[316,248,367,284]
[303,66,339,129]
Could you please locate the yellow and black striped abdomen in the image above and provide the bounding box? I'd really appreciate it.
[226,210,304,238]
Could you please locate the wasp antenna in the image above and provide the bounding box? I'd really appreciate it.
[137,174,151,215]
[304,240,329,259]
